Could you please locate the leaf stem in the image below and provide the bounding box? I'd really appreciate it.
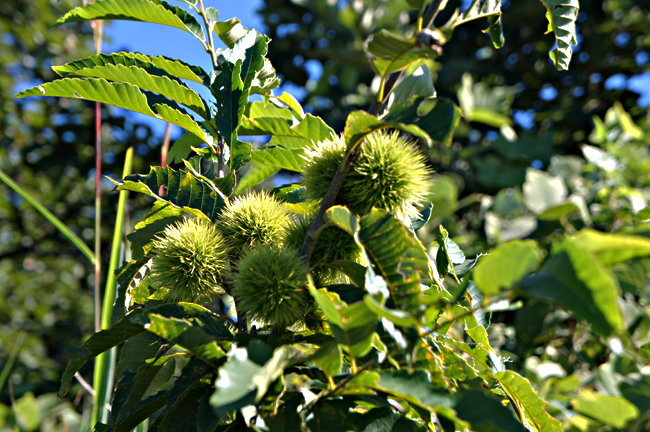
[197,0,219,71]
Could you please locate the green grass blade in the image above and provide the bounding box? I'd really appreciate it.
[0,331,26,395]
[0,168,95,264]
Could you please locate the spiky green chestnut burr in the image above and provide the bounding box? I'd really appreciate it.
[284,214,362,285]
[234,244,312,328]
[217,191,290,259]
[302,131,433,221]
[150,218,228,303]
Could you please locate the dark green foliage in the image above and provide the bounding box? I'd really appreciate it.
[7,0,650,431]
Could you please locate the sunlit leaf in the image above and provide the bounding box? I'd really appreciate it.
[54,0,206,42]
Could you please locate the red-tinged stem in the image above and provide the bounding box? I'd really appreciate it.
[159,123,172,196]
[94,100,101,333]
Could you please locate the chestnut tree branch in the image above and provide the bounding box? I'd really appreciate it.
[299,0,447,263]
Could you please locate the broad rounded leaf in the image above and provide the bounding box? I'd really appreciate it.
[474,240,542,296]
[571,390,639,429]
[521,240,623,336]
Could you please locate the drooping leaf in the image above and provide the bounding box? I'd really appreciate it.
[521,240,623,336]
[152,360,213,431]
[54,0,205,42]
[474,240,542,296]
[434,225,465,280]
[540,0,579,70]
[53,55,209,118]
[234,164,279,194]
[495,371,563,432]
[215,17,248,49]
[115,332,160,382]
[570,229,650,266]
[14,78,212,144]
[326,260,367,289]
[111,165,228,222]
[410,203,434,232]
[443,0,503,48]
[56,51,210,85]
[212,31,269,172]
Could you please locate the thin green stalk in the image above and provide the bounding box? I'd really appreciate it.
[0,331,26,395]
[91,146,134,427]
[0,169,95,264]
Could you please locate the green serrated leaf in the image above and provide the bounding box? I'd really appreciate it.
[250,147,304,172]
[111,165,228,222]
[59,305,186,396]
[326,260,367,289]
[53,55,209,118]
[234,164,279,194]
[326,207,432,312]
[434,225,465,280]
[55,51,210,85]
[54,0,205,42]
[540,0,579,70]
[14,78,212,144]
[443,0,504,48]
[495,371,563,432]
[115,332,160,382]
